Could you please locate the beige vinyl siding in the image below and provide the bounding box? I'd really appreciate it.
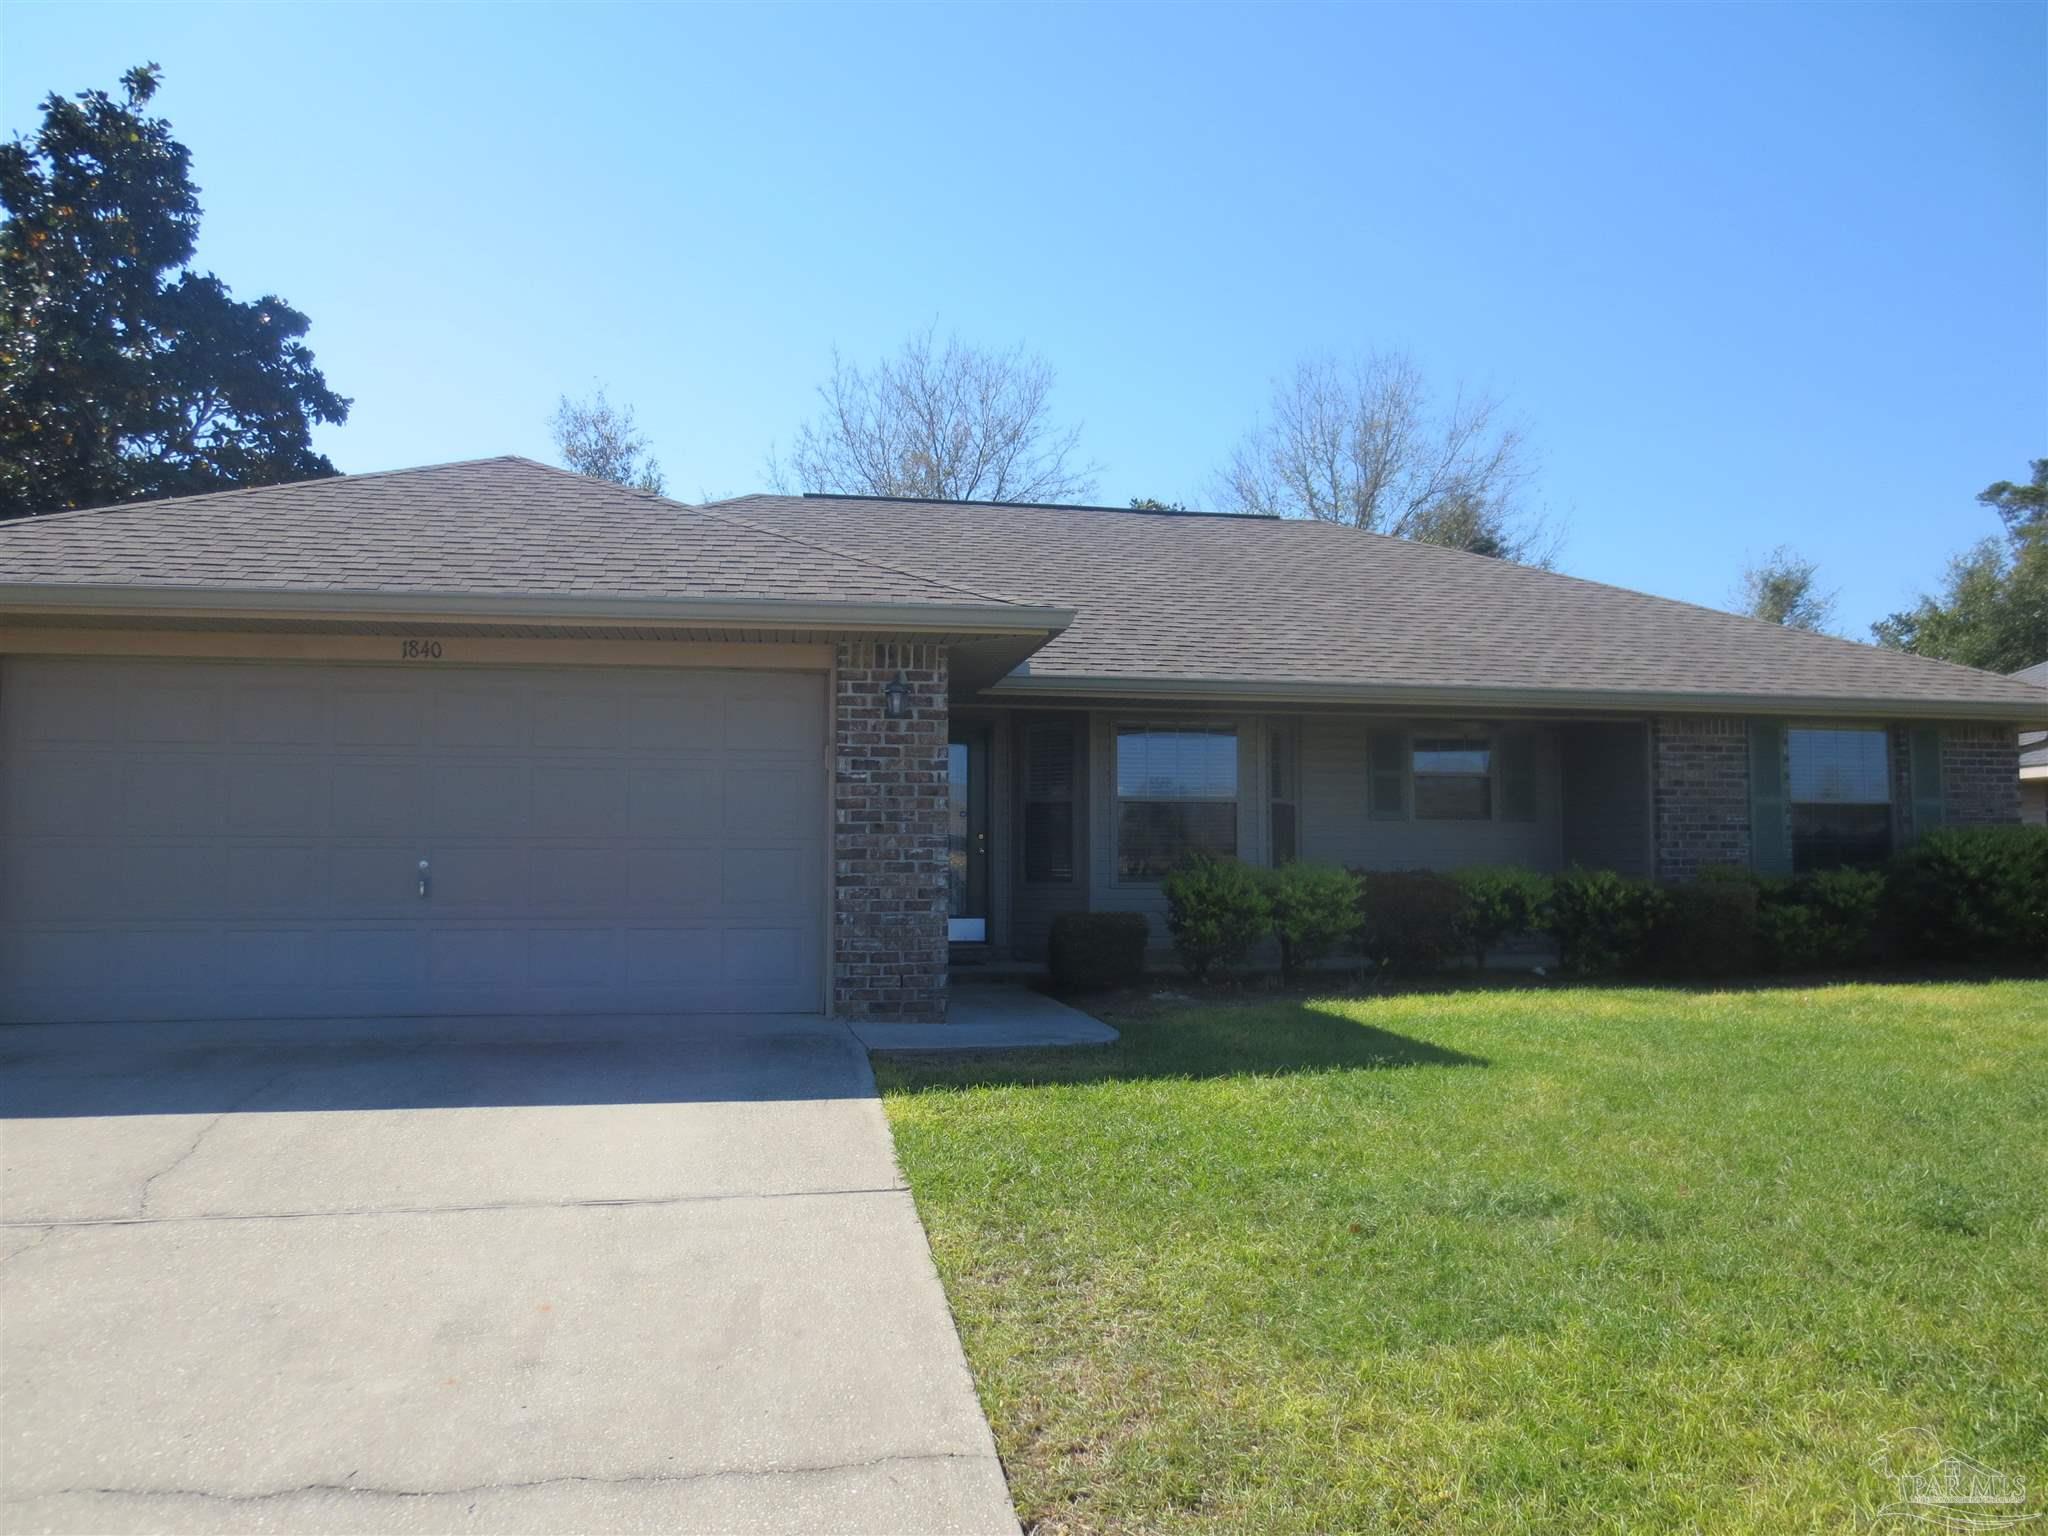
[1559,721,1653,877]
[1298,716,1565,872]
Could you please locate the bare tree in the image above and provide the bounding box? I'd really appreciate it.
[770,325,1098,503]
[1215,351,1555,564]
[1736,546,1837,632]
[550,388,665,495]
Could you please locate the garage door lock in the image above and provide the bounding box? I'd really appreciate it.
[418,858,431,899]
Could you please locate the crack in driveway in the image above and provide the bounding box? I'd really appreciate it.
[133,1070,293,1217]
[7,1448,999,1505]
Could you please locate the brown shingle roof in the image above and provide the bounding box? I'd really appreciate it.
[0,458,1021,610]
[0,459,2038,718]
[722,493,2048,716]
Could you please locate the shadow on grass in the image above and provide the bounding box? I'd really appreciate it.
[875,999,1485,1092]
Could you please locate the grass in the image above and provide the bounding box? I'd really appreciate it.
[876,981,2048,1534]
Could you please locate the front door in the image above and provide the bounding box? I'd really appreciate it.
[948,723,990,943]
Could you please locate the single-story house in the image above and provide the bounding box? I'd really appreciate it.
[2016,661,2048,825]
[0,456,2039,1025]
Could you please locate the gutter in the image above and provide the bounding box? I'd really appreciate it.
[0,582,1076,637]
[987,671,2048,726]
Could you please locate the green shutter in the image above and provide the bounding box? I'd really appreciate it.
[1910,726,1944,840]
[1500,731,1538,822]
[1368,730,1406,820]
[1749,720,1790,876]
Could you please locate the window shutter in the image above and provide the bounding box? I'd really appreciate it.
[1368,730,1406,820]
[1500,731,1538,822]
[1749,720,1790,876]
[1910,726,1944,840]
[1023,724,1077,883]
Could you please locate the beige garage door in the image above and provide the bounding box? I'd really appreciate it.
[0,658,826,1023]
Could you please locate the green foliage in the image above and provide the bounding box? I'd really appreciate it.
[1755,868,1885,973]
[1649,876,1759,978]
[1873,460,2047,672]
[1451,866,1552,968]
[1046,911,1150,994]
[1262,863,1361,984]
[1885,825,2048,965]
[0,65,348,516]
[1356,869,1465,974]
[1736,546,1836,632]
[1161,853,1272,981]
[1546,868,1667,977]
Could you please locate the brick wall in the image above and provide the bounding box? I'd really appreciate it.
[1651,716,1751,881]
[1940,723,2022,825]
[833,641,949,1021]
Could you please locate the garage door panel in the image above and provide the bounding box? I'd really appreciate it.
[220,928,320,988]
[6,754,117,834]
[530,764,626,836]
[122,758,222,833]
[226,846,327,915]
[0,660,826,1021]
[231,684,329,745]
[627,765,720,837]
[322,927,425,988]
[331,761,422,835]
[331,845,430,910]
[433,761,528,833]
[432,686,528,750]
[226,758,330,833]
[625,849,721,911]
[127,681,222,744]
[333,686,427,747]
[722,846,807,906]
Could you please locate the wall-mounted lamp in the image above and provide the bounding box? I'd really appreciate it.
[882,673,910,720]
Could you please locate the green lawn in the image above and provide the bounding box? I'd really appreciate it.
[876,981,2048,1535]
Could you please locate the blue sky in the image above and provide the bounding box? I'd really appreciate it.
[3,2,2041,636]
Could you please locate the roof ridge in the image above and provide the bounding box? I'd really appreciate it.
[2,456,530,528]
[502,462,1031,608]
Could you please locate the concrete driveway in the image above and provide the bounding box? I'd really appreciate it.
[0,1015,1018,1535]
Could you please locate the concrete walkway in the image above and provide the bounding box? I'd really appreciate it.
[0,1015,1018,1535]
[852,987,1118,1052]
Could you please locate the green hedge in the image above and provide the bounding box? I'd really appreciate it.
[1264,863,1363,985]
[1162,853,1273,981]
[1047,911,1150,993]
[1356,869,1466,974]
[1884,825,2048,965]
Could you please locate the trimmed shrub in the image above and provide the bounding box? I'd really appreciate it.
[1356,869,1465,974]
[1649,877,1759,978]
[1046,911,1149,993]
[1756,868,1884,973]
[1885,825,2048,965]
[1546,868,1666,977]
[1452,867,1553,969]
[1162,853,1273,981]
[1264,863,1363,985]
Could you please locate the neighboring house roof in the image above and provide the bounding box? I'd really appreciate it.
[0,457,2040,721]
[0,457,1063,633]
[2014,661,2048,773]
[722,492,2047,719]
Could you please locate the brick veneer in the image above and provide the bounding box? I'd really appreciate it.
[833,641,949,1021]
[1940,723,2022,825]
[1651,716,1751,881]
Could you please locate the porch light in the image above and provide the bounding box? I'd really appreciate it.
[883,673,911,720]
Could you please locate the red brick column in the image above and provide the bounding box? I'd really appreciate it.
[832,641,949,1021]
[1651,716,1752,881]
[1940,724,2022,825]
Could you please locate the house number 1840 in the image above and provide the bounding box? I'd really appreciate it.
[399,640,445,661]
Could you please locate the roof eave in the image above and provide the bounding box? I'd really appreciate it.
[987,672,2048,725]
[0,582,1075,638]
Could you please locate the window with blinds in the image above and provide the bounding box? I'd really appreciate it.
[1021,722,1077,884]
[1116,725,1237,879]
[1788,726,1891,872]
